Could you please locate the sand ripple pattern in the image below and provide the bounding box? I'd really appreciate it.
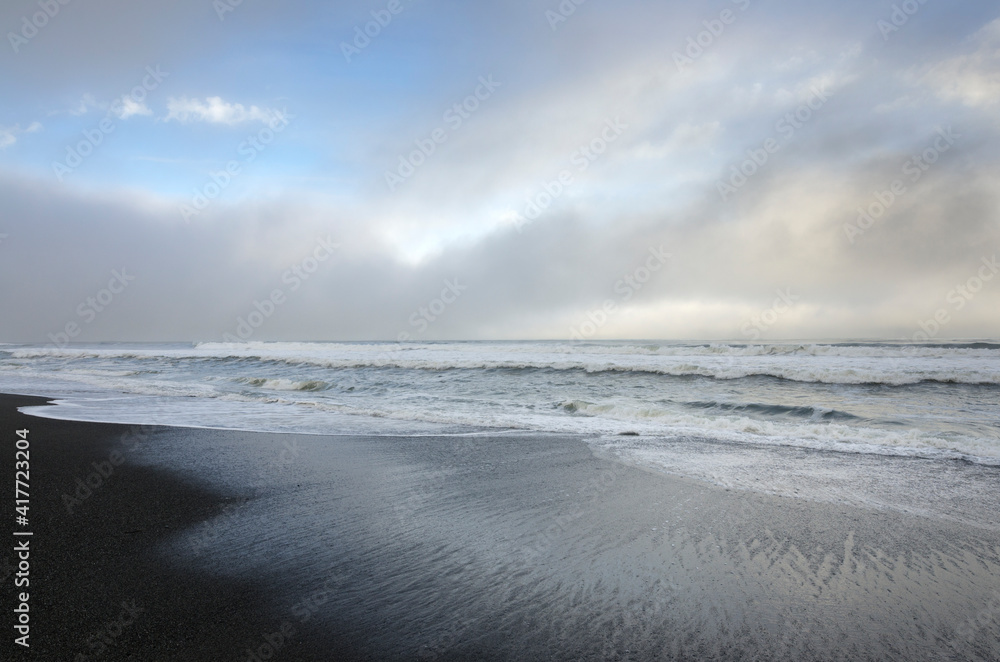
[149,431,1000,661]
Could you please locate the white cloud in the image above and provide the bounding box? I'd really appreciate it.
[0,122,43,150]
[164,96,284,125]
[114,96,153,120]
[60,94,149,119]
[68,94,99,116]
[631,122,721,160]
[873,95,917,114]
[924,18,1000,108]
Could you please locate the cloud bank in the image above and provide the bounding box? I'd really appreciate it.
[0,1,997,342]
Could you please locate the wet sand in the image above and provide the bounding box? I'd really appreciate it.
[2,392,999,660]
[0,394,339,660]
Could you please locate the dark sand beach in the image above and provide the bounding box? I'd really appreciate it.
[0,394,339,660]
[2,392,999,661]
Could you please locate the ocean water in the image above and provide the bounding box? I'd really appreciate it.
[3,340,999,524]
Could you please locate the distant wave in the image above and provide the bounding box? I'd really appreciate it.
[192,340,1000,357]
[9,343,1000,386]
[13,340,1000,360]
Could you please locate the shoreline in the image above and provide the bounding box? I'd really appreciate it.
[0,394,334,660]
[3,392,1000,660]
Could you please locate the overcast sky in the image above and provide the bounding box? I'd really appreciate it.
[1,0,998,342]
